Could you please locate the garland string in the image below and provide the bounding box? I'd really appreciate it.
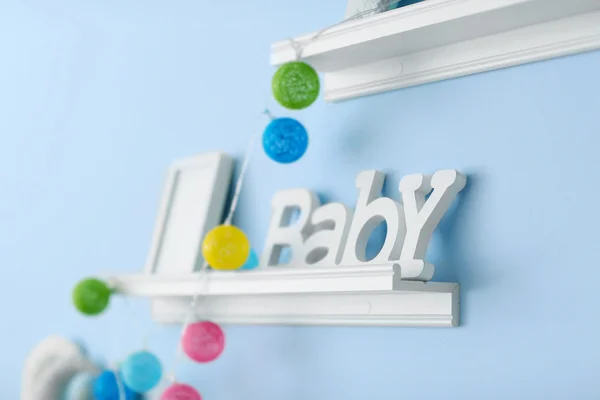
[164,109,269,384]
[288,0,410,60]
[164,0,415,388]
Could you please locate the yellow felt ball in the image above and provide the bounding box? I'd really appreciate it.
[202,225,250,270]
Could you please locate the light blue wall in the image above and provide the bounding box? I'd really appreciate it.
[3,1,600,399]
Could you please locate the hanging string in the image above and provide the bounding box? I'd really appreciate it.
[288,0,408,60]
[113,363,126,400]
[160,0,413,390]
[123,296,152,350]
[106,296,126,400]
[263,108,276,121]
[106,284,156,399]
[66,3,424,399]
[164,109,268,383]
[224,110,265,225]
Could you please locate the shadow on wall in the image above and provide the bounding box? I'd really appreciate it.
[429,172,505,326]
[318,171,491,326]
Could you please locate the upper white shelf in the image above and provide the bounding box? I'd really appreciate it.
[271,0,600,101]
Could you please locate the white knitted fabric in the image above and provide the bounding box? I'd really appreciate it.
[344,0,389,19]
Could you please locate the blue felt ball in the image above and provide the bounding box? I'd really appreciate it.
[240,248,259,270]
[92,370,140,400]
[263,117,308,164]
[63,372,95,400]
[121,351,162,393]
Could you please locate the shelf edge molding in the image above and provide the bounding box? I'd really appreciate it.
[107,265,459,327]
[149,288,459,327]
[271,0,600,101]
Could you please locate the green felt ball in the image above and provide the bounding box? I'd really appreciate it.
[72,278,111,316]
[272,61,320,110]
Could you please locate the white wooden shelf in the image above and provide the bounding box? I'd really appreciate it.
[108,265,459,327]
[271,0,600,101]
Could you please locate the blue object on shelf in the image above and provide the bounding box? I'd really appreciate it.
[389,0,424,11]
[240,248,259,270]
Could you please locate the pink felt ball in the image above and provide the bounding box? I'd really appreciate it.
[182,321,225,363]
[161,383,202,400]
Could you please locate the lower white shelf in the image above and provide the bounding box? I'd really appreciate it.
[107,265,459,327]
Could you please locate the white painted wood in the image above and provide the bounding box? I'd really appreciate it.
[145,152,233,274]
[261,189,320,267]
[110,264,402,296]
[340,170,405,267]
[111,160,465,328]
[261,169,465,281]
[108,272,458,327]
[262,188,354,267]
[271,0,600,101]
[301,202,353,266]
[150,287,458,326]
[398,169,466,280]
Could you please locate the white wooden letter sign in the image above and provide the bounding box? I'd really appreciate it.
[113,160,466,327]
[262,169,466,281]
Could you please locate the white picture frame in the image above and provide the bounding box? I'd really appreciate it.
[144,152,233,275]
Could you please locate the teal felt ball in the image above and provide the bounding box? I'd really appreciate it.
[121,351,162,393]
[240,249,259,270]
